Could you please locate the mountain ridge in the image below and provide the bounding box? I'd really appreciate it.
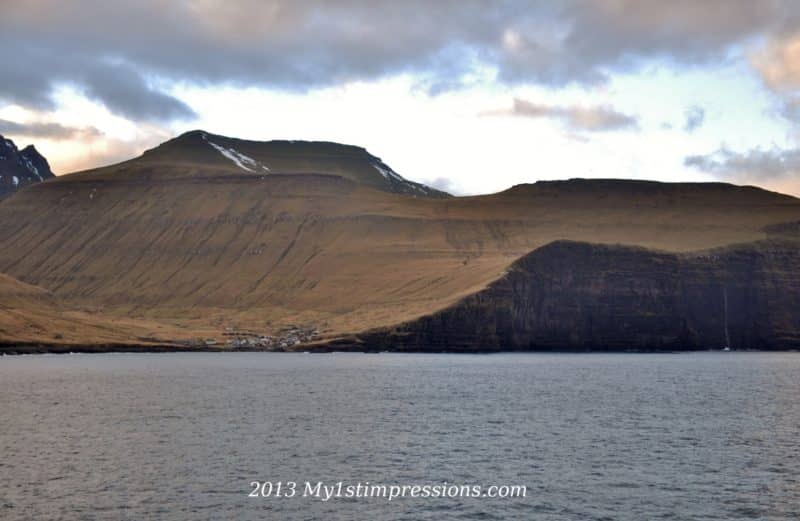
[121,129,452,198]
[1,131,800,351]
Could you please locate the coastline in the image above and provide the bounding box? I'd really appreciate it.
[2,340,796,356]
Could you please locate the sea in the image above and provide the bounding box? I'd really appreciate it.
[1,352,798,520]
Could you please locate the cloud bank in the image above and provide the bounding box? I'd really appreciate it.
[1,0,798,123]
[0,119,100,140]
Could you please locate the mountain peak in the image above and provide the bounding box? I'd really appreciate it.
[0,134,55,198]
[138,131,451,198]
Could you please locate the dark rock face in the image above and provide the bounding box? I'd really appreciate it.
[354,240,800,351]
[0,135,55,198]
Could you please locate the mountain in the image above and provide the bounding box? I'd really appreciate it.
[0,135,55,198]
[0,130,799,351]
[93,130,450,198]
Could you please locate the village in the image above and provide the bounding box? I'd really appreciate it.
[201,325,320,350]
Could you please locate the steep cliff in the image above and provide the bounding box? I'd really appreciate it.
[347,240,800,351]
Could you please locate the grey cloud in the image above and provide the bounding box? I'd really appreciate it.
[487,98,639,132]
[0,119,101,140]
[497,1,797,85]
[1,1,798,122]
[0,41,195,122]
[685,147,800,181]
[77,63,196,121]
[683,106,705,132]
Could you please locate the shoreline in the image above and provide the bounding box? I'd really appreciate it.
[1,342,797,356]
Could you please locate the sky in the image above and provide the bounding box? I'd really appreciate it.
[1,1,800,196]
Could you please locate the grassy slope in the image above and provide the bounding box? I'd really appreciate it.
[0,272,181,346]
[1,134,799,345]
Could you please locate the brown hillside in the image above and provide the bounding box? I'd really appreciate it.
[0,272,177,346]
[1,132,800,345]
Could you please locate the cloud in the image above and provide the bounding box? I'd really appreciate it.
[782,98,800,122]
[0,47,195,123]
[0,119,101,140]
[485,98,639,132]
[0,1,798,122]
[496,0,787,86]
[56,139,156,173]
[422,176,462,195]
[750,31,800,123]
[78,63,197,122]
[752,32,800,92]
[46,127,173,175]
[685,146,800,196]
[685,146,800,182]
[683,106,705,132]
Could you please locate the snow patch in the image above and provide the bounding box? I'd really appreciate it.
[12,176,19,187]
[372,161,431,194]
[22,157,41,180]
[372,162,406,183]
[202,133,270,173]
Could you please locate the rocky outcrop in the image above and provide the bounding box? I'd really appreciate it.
[0,134,54,198]
[347,240,800,351]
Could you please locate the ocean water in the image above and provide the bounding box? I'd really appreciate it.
[1,352,799,520]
